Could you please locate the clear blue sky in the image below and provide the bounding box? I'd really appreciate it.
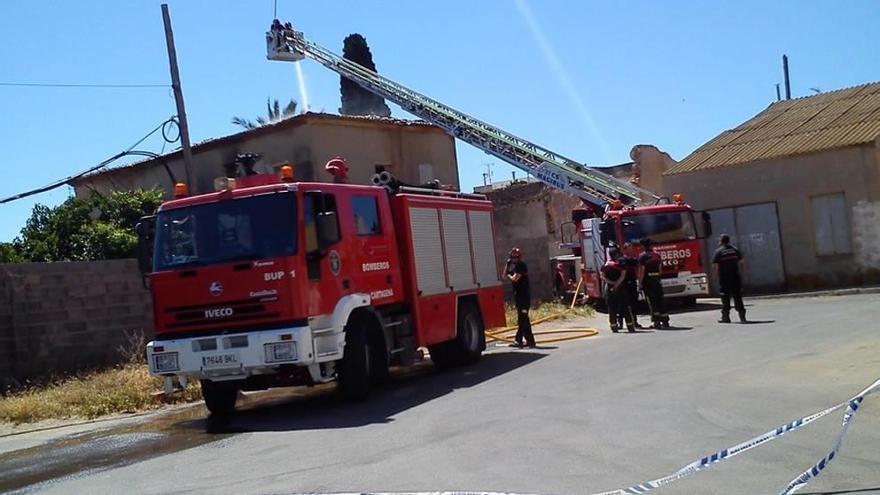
[1,1,877,241]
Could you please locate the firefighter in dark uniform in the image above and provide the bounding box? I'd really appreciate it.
[601,247,635,333]
[618,242,642,329]
[506,247,536,348]
[713,234,747,323]
[638,238,669,328]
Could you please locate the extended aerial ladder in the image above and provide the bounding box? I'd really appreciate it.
[266,23,658,207]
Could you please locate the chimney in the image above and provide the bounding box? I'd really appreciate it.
[782,55,791,100]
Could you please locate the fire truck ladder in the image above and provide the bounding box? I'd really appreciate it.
[267,25,657,207]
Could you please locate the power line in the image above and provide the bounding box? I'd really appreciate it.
[0,117,180,205]
[0,82,168,88]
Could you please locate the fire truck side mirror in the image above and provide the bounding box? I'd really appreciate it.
[316,211,340,247]
[598,219,615,247]
[702,211,712,237]
[135,215,156,275]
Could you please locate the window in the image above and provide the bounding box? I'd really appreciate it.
[154,192,297,271]
[621,211,697,244]
[812,193,852,255]
[304,192,340,252]
[352,195,381,235]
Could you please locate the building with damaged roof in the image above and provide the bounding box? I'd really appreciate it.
[70,112,459,197]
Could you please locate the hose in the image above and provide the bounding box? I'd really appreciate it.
[486,277,599,344]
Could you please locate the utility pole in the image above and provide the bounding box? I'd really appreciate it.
[162,4,195,191]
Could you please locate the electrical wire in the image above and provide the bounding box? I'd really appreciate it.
[0,82,168,88]
[124,150,178,187]
[0,117,180,205]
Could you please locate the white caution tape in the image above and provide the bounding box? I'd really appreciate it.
[591,377,880,495]
[777,377,877,495]
[283,378,880,495]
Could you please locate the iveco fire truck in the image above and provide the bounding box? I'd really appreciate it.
[572,198,711,304]
[140,169,506,415]
[264,21,711,304]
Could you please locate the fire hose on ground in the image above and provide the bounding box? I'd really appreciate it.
[486,277,599,345]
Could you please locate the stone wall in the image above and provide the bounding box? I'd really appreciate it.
[486,182,582,303]
[630,144,677,198]
[852,199,880,280]
[0,260,153,387]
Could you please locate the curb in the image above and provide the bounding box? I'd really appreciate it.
[745,286,880,301]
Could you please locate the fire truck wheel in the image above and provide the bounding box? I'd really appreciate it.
[200,379,239,416]
[428,342,455,370]
[339,325,372,401]
[454,303,485,365]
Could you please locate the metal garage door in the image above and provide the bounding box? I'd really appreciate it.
[707,202,786,293]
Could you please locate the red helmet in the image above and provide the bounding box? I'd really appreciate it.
[325,156,348,179]
[509,247,523,257]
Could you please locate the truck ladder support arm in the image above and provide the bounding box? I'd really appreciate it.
[267,27,657,207]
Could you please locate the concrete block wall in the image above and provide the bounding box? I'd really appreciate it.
[0,273,14,387]
[0,259,153,385]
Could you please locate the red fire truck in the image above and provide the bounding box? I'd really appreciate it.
[572,197,712,304]
[137,168,506,415]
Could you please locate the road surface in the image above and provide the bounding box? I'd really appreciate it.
[1,294,879,495]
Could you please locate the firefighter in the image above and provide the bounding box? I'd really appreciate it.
[506,247,536,348]
[618,242,642,329]
[601,247,635,333]
[713,234,747,323]
[554,262,567,303]
[638,238,669,328]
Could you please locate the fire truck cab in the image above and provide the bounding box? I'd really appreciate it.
[576,199,712,303]
[137,171,506,415]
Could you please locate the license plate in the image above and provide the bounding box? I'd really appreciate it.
[202,353,239,368]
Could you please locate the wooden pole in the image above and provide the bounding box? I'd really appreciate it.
[161,4,196,191]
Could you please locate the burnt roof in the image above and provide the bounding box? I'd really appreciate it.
[71,112,442,182]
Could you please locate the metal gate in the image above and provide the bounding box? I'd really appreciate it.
[707,202,786,294]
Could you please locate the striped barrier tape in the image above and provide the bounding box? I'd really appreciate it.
[283,377,879,495]
[592,377,880,495]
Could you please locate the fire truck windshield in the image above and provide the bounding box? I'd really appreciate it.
[153,192,297,271]
[622,211,696,244]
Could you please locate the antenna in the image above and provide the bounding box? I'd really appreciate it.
[273,0,278,18]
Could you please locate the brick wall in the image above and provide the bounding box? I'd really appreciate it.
[0,259,153,387]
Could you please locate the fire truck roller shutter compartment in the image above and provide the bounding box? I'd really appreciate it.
[468,210,502,287]
[408,207,447,296]
[441,209,476,291]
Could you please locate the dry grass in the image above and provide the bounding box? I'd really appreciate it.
[0,304,595,425]
[0,331,202,425]
[503,301,594,328]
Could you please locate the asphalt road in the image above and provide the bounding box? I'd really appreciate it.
[2,294,879,495]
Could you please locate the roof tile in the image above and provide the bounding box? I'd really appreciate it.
[666,81,880,175]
